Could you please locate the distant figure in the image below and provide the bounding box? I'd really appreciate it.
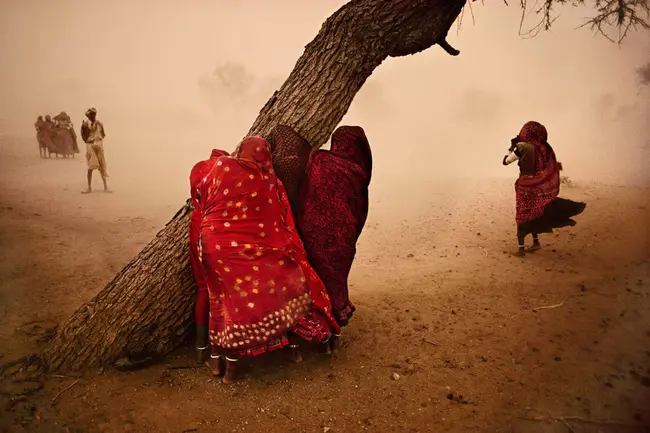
[269,125,312,218]
[80,107,109,193]
[297,126,372,333]
[42,115,61,158]
[52,111,80,157]
[503,121,586,256]
[188,148,230,366]
[34,116,48,158]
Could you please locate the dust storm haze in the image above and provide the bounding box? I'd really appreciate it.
[1,0,648,216]
[3,2,650,430]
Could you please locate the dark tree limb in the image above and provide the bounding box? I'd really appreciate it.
[247,0,466,148]
[43,0,466,372]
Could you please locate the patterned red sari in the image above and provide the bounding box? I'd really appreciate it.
[297,126,372,327]
[514,121,561,225]
[189,149,229,327]
[198,137,339,357]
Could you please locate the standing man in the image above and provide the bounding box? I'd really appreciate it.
[80,107,109,193]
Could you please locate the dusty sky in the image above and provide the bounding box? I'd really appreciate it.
[1,0,649,192]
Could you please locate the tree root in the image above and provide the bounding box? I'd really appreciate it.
[0,354,46,401]
[0,354,45,382]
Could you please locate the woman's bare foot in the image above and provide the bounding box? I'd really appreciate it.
[288,344,303,363]
[205,355,222,376]
[81,189,92,194]
[329,334,341,354]
[222,358,238,384]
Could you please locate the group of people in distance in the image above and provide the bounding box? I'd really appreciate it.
[34,108,110,193]
[186,120,585,383]
[34,112,80,159]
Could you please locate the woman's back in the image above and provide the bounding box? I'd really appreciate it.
[201,156,296,251]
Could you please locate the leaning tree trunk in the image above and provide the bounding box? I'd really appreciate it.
[43,0,466,372]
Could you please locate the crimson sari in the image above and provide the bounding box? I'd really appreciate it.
[297,126,372,327]
[189,149,229,327]
[198,137,339,357]
[514,121,561,225]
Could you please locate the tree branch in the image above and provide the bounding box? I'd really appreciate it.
[516,0,649,43]
[247,0,466,148]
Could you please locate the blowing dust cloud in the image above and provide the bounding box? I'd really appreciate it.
[0,1,649,431]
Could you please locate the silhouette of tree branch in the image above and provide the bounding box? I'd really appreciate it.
[458,0,649,43]
[577,0,650,43]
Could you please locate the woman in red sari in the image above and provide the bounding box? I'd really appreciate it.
[503,121,586,256]
[198,136,340,383]
[189,149,229,364]
[296,126,372,343]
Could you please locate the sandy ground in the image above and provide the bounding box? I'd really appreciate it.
[1,134,649,433]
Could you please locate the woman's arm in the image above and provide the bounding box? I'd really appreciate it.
[502,142,531,166]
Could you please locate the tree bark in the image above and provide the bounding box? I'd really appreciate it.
[43,0,466,372]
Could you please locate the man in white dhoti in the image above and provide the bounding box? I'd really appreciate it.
[80,107,109,193]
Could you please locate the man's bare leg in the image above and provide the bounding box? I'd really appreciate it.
[82,170,93,194]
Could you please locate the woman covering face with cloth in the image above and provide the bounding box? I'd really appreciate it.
[503,121,586,257]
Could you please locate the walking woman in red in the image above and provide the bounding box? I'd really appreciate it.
[503,121,586,256]
[188,149,229,365]
[197,136,339,383]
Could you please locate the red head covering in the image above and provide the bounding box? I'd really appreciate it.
[233,136,273,169]
[189,149,230,205]
[270,125,312,216]
[519,121,548,146]
[331,126,372,180]
[210,149,228,159]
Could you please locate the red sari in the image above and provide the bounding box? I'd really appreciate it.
[189,149,229,327]
[514,121,560,225]
[297,126,372,327]
[198,137,339,357]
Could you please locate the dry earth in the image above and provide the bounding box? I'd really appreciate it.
[1,135,649,433]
